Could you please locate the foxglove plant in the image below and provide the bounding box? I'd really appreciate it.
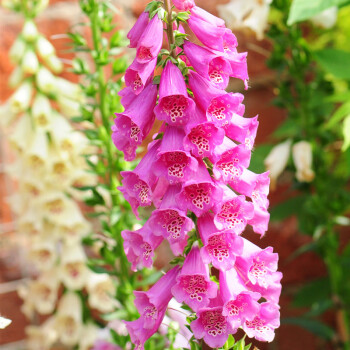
[112,1,282,349]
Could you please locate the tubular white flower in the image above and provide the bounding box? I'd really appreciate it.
[9,81,33,114]
[79,323,99,350]
[22,20,39,42]
[32,93,52,128]
[22,50,39,74]
[87,273,118,313]
[218,0,272,40]
[0,316,12,329]
[60,244,89,290]
[57,94,81,117]
[0,102,17,127]
[26,318,57,350]
[9,66,24,88]
[45,54,63,74]
[25,130,49,171]
[56,219,91,245]
[9,37,26,63]
[55,292,83,346]
[292,141,315,182]
[8,113,34,152]
[310,6,338,29]
[56,77,84,102]
[36,66,56,94]
[35,36,55,59]
[264,139,291,189]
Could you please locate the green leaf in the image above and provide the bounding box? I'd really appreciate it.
[153,75,161,84]
[112,57,128,75]
[134,270,163,287]
[176,11,190,22]
[273,119,299,138]
[314,49,350,79]
[342,115,350,151]
[249,144,273,173]
[282,317,335,340]
[270,195,307,221]
[226,335,235,348]
[288,0,350,25]
[326,101,350,128]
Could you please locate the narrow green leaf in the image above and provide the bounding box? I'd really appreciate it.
[342,115,350,151]
[314,49,350,79]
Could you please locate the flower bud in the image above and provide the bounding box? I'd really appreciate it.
[9,66,24,88]
[57,95,81,117]
[22,20,39,42]
[36,36,55,59]
[32,93,52,128]
[45,55,63,74]
[22,50,39,74]
[9,37,26,63]
[36,66,56,94]
[292,141,315,182]
[9,81,33,114]
[264,139,291,190]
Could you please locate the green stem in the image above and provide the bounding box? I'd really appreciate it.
[89,0,129,282]
[164,0,176,58]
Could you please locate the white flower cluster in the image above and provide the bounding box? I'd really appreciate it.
[0,19,117,349]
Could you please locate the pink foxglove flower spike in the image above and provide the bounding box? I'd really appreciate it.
[113,0,281,347]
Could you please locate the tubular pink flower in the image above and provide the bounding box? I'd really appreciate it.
[183,41,232,90]
[147,185,194,256]
[125,57,157,95]
[172,245,218,311]
[190,6,226,28]
[212,188,254,234]
[184,108,225,158]
[211,138,251,183]
[197,212,244,271]
[127,11,149,48]
[248,205,270,237]
[153,126,198,184]
[136,15,163,63]
[112,83,157,161]
[118,141,160,217]
[175,160,223,217]
[242,302,280,342]
[154,61,195,127]
[188,13,227,51]
[122,224,163,271]
[188,71,245,128]
[134,266,180,329]
[173,0,195,11]
[235,239,279,290]
[190,303,234,348]
[220,269,260,330]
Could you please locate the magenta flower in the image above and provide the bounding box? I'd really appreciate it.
[125,57,157,95]
[127,11,149,48]
[220,269,260,330]
[248,205,270,236]
[242,302,280,342]
[92,340,122,350]
[190,6,226,28]
[184,41,232,90]
[148,185,194,255]
[235,239,279,290]
[197,212,243,271]
[188,13,227,51]
[136,15,163,63]
[212,189,254,235]
[184,107,225,158]
[122,224,163,271]
[188,71,245,128]
[173,0,195,11]
[190,303,234,348]
[172,245,218,311]
[176,160,223,217]
[112,83,157,161]
[154,61,195,127]
[118,141,160,216]
[134,266,180,329]
[153,126,198,184]
[211,138,251,183]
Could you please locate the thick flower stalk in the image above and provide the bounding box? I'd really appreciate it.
[113,0,282,348]
[0,1,116,348]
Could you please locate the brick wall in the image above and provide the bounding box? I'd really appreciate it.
[0,1,330,349]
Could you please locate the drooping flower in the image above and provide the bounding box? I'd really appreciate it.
[147,184,194,256]
[197,212,244,271]
[122,223,163,271]
[220,269,260,329]
[173,0,195,11]
[154,60,196,127]
[112,82,157,161]
[128,11,150,48]
[292,140,315,183]
[172,244,218,311]
[242,302,280,342]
